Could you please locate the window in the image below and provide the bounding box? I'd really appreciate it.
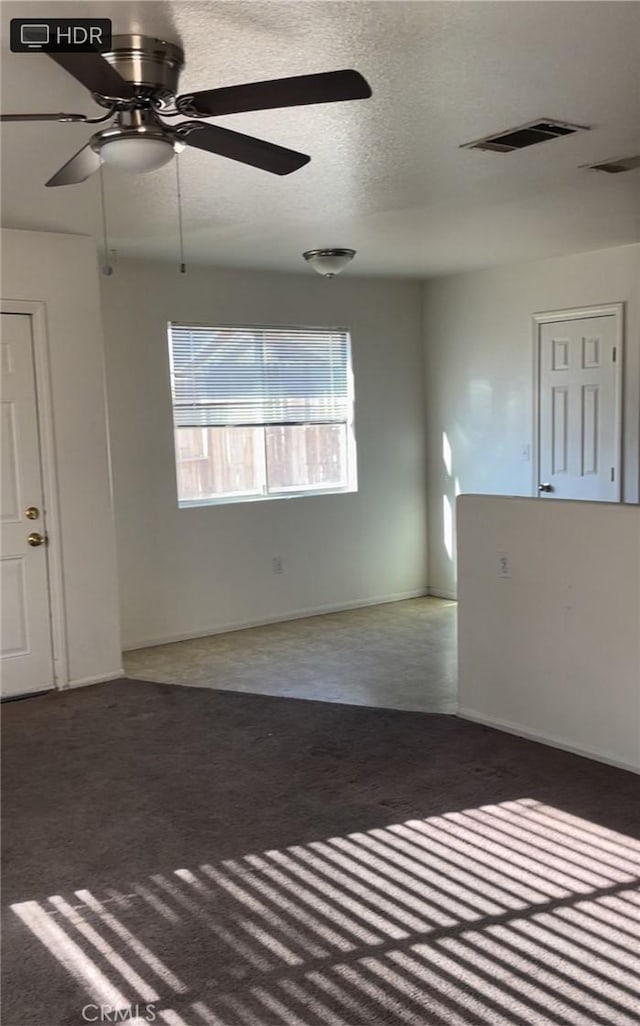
[168,323,357,507]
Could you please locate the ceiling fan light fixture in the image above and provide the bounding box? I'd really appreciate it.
[303,248,356,278]
[98,134,175,174]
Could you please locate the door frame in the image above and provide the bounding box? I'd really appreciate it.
[531,303,624,502]
[1,300,68,689]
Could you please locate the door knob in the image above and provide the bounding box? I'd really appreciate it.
[538,483,553,493]
[27,532,46,547]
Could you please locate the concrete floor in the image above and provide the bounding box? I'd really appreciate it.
[124,597,458,713]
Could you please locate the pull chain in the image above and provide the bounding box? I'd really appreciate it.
[175,153,186,273]
[99,166,113,276]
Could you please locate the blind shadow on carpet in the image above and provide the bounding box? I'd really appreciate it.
[3,680,639,1025]
[6,798,640,1026]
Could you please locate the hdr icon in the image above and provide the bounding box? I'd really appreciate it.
[10,19,112,53]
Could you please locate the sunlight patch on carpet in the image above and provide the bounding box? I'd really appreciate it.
[11,798,640,1025]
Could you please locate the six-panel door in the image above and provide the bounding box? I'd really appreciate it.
[1,313,54,697]
[538,314,620,502]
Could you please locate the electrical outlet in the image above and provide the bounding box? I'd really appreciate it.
[497,553,511,579]
[272,556,284,575]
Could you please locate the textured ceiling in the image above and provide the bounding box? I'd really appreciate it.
[1,1,639,277]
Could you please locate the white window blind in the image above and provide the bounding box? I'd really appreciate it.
[168,324,353,429]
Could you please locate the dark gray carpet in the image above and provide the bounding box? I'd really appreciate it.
[2,679,639,1026]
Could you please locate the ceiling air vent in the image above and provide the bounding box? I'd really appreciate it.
[583,155,640,174]
[461,118,590,153]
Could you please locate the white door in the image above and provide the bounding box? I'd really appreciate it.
[1,313,55,697]
[537,310,621,501]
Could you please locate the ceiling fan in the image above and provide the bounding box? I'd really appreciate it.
[1,34,372,187]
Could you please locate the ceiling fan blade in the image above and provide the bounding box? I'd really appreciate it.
[45,141,102,187]
[176,122,310,175]
[177,69,371,117]
[1,112,89,123]
[48,51,136,100]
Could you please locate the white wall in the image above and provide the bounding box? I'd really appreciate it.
[457,494,640,772]
[101,261,427,650]
[1,229,122,686]
[424,244,640,597]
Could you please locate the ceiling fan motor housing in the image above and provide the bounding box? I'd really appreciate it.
[98,34,184,108]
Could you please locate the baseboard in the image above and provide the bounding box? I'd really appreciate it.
[458,706,640,775]
[60,669,125,691]
[428,588,457,601]
[123,589,430,652]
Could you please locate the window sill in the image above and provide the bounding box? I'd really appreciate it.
[178,485,357,509]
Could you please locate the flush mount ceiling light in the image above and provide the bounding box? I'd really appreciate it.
[303,248,356,277]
